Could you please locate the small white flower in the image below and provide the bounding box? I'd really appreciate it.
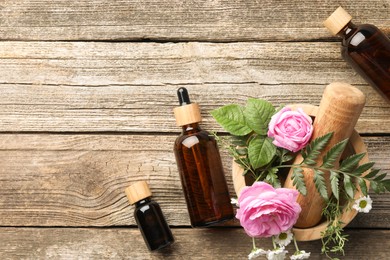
[352,195,373,213]
[290,250,311,260]
[231,197,239,207]
[267,247,288,260]
[248,248,267,259]
[274,230,293,247]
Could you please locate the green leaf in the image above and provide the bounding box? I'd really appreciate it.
[358,178,368,196]
[382,179,390,192]
[321,139,349,169]
[243,98,275,135]
[231,135,248,147]
[364,169,380,179]
[277,149,294,163]
[248,136,276,169]
[339,153,366,172]
[330,171,340,200]
[370,181,379,193]
[265,168,281,188]
[314,170,328,200]
[343,174,355,199]
[292,167,307,195]
[374,173,388,181]
[210,104,252,136]
[302,132,333,166]
[352,162,375,176]
[235,147,248,156]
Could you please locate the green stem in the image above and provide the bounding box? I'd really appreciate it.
[293,235,300,253]
[272,236,277,249]
[252,237,256,250]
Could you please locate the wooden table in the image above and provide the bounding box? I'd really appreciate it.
[0,1,389,259]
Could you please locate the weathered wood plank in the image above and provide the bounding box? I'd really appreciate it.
[1,227,389,259]
[0,134,388,227]
[0,1,389,41]
[0,41,389,133]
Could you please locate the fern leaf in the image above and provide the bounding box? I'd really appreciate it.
[339,153,366,172]
[330,171,340,200]
[352,162,375,176]
[383,179,390,192]
[302,132,333,166]
[321,139,349,169]
[265,168,281,188]
[374,173,388,181]
[364,169,380,179]
[292,167,307,196]
[343,174,356,199]
[314,170,328,200]
[358,178,368,197]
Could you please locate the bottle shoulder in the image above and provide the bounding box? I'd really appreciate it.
[342,24,381,47]
[174,129,217,150]
[134,198,158,211]
[175,129,213,141]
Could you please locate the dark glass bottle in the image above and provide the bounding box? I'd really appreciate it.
[324,7,390,101]
[125,181,174,251]
[173,87,234,227]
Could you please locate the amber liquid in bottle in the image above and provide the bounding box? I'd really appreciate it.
[173,88,234,227]
[134,198,174,251]
[339,22,390,100]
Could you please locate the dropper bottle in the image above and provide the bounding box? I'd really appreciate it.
[125,181,174,251]
[324,6,390,101]
[173,87,234,227]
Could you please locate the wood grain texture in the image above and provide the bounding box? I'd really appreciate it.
[1,227,389,259]
[0,42,389,133]
[0,1,389,41]
[0,134,388,227]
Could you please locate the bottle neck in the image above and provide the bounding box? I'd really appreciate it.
[337,22,357,39]
[135,197,152,207]
[181,122,201,134]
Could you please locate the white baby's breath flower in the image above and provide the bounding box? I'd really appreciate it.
[290,250,311,260]
[352,195,372,213]
[231,197,239,207]
[248,248,267,259]
[274,230,293,247]
[266,247,288,260]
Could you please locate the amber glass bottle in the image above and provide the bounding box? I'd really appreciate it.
[324,7,390,101]
[125,181,174,251]
[173,87,234,227]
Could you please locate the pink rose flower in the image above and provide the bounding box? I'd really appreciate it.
[267,107,313,152]
[236,182,301,238]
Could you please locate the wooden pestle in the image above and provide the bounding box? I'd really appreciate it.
[284,82,366,228]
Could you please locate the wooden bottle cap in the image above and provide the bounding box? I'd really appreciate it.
[173,103,202,126]
[323,6,352,35]
[125,181,152,205]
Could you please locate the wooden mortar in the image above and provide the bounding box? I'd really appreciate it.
[232,103,369,241]
[283,82,365,228]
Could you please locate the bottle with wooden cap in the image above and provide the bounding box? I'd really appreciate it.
[125,181,174,251]
[173,87,234,227]
[324,6,390,101]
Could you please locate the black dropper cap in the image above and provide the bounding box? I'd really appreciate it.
[173,87,201,126]
[177,87,191,106]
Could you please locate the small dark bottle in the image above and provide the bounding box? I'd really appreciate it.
[125,181,174,251]
[173,87,234,227]
[324,7,390,101]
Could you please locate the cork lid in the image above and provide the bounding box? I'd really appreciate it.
[323,7,352,35]
[173,87,202,126]
[125,181,152,204]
